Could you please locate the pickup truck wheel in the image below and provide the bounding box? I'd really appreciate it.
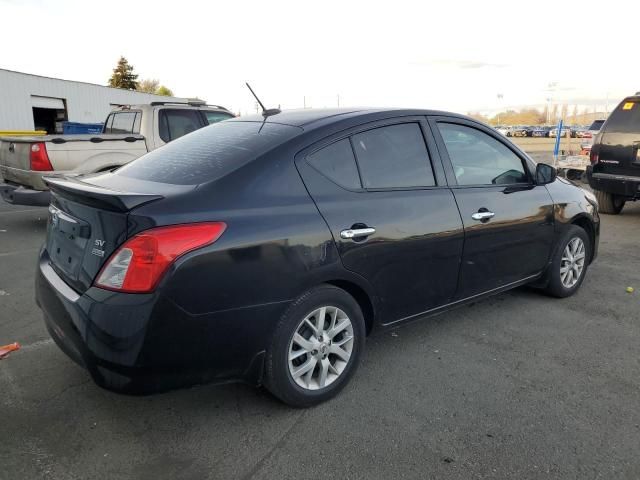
[594,189,625,214]
[264,285,365,408]
[543,225,590,298]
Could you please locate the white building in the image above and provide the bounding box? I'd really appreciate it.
[0,68,186,133]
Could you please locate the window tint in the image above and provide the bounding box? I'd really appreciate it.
[438,123,528,185]
[159,109,203,142]
[203,111,234,125]
[116,121,300,185]
[107,112,139,134]
[307,139,361,189]
[601,101,640,134]
[351,123,435,188]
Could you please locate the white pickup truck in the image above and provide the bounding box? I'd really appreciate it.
[0,101,233,206]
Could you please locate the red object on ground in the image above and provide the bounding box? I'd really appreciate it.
[0,342,21,359]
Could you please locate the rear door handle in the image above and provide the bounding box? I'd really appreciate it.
[340,227,376,239]
[471,211,495,221]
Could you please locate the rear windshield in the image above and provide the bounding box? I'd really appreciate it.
[115,121,300,185]
[602,101,640,134]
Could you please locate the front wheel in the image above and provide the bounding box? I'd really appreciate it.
[543,225,591,298]
[264,285,365,407]
[594,189,625,214]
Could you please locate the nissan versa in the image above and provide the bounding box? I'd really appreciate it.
[36,109,600,407]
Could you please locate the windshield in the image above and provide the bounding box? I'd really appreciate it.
[116,121,301,185]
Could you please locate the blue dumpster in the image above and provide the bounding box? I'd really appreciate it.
[62,122,104,134]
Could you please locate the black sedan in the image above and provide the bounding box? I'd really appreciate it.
[36,108,600,407]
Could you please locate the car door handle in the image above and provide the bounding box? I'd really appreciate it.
[471,211,495,221]
[340,227,376,239]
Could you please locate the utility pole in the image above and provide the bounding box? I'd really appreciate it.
[337,94,340,107]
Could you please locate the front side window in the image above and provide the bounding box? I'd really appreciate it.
[438,123,528,186]
[307,138,361,190]
[351,123,435,189]
[159,109,203,143]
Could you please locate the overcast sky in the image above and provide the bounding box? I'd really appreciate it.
[0,0,635,116]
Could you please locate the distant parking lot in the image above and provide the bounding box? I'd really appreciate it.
[1,197,640,479]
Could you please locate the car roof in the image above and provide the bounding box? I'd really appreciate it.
[229,107,465,129]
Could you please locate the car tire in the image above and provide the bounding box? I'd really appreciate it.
[543,225,591,298]
[594,189,625,214]
[264,285,365,407]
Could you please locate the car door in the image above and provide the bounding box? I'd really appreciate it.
[429,117,555,299]
[296,117,464,325]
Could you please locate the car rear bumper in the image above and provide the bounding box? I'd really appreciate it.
[587,168,640,199]
[0,181,50,206]
[35,249,288,394]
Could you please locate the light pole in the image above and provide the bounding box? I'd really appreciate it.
[497,93,503,124]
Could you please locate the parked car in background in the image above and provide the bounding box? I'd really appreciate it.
[36,108,599,407]
[587,95,640,214]
[495,125,513,136]
[0,101,234,206]
[549,125,572,138]
[531,126,551,137]
[511,126,529,137]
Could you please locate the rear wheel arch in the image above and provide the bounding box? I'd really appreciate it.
[323,280,375,335]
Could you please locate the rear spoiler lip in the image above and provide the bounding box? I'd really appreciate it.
[43,175,163,212]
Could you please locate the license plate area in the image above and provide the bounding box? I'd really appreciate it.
[47,205,91,281]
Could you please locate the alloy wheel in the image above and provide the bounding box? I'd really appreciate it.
[560,237,586,288]
[288,306,354,390]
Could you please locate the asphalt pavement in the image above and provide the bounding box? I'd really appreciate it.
[1,198,639,479]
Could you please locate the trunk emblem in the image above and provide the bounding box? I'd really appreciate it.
[8,143,15,153]
[92,239,106,257]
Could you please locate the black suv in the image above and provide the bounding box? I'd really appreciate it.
[587,93,640,214]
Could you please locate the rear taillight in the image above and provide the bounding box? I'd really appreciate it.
[30,143,53,171]
[95,222,226,293]
[590,149,599,165]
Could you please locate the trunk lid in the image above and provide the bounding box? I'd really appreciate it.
[44,175,164,293]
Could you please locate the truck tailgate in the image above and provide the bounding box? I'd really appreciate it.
[0,138,32,170]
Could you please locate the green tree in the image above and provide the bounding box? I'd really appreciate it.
[108,56,139,90]
[137,78,159,93]
[155,85,174,96]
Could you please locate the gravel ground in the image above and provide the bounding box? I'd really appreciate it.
[1,197,639,479]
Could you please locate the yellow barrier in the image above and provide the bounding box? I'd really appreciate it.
[0,130,47,136]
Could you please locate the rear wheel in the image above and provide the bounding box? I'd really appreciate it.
[543,225,590,298]
[264,285,365,407]
[594,189,625,214]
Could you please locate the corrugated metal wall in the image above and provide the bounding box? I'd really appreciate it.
[0,69,187,130]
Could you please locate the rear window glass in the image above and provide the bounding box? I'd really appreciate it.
[602,102,640,134]
[203,111,234,125]
[115,121,301,185]
[105,112,140,134]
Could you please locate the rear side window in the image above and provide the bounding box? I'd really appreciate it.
[159,109,203,142]
[105,112,140,134]
[588,120,605,130]
[351,123,435,189]
[116,121,301,185]
[438,123,528,186]
[203,111,234,125]
[602,101,640,134]
[307,139,361,189]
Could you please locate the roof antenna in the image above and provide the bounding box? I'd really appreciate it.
[246,83,281,117]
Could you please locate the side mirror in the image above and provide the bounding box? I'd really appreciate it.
[535,163,557,185]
